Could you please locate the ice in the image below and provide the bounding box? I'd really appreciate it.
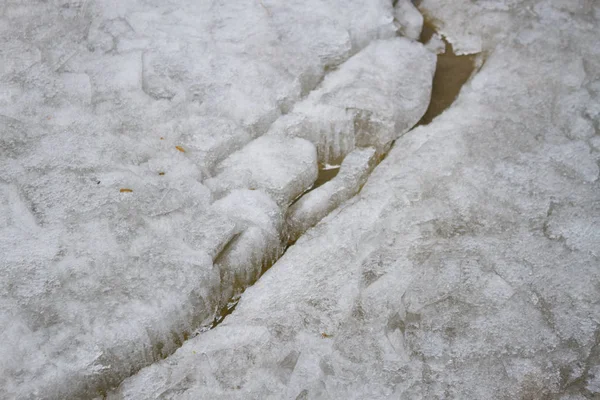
[205,136,318,208]
[212,189,284,305]
[269,38,436,164]
[1,0,421,397]
[425,33,447,54]
[394,0,424,41]
[286,147,377,243]
[176,117,253,177]
[112,0,600,399]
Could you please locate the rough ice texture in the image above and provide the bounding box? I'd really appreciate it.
[0,0,433,398]
[394,0,424,41]
[286,147,377,243]
[205,136,318,208]
[268,37,436,164]
[425,33,447,55]
[113,0,600,399]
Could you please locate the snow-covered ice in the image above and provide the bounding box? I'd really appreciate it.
[286,147,377,243]
[268,37,436,164]
[0,0,436,398]
[112,0,600,399]
[205,136,318,208]
[394,0,424,41]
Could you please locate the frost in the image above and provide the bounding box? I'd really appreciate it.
[269,38,436,164]
[286,147,376,243]
[394,0,424,41]
[0,0,431,398]
[205,136,318,208]
[112,0,600,399]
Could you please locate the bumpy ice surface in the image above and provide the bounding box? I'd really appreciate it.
[0,0,435,398]
[113,0,600,399]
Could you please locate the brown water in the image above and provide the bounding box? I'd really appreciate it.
[417,18,477,125]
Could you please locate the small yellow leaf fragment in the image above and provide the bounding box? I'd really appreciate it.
[175,146,185,153]
[192,350,196,354]
[160,137,164,140]
[321,332,332,339]
[158,172,165,176]
[120,188,133,193]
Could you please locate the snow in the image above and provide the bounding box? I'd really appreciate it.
[111,0,600,399]
[394,0,424,41]
[206,136,318,208]
[269,37,436,164]
[4,0,598,398]
[425,33,447,54]
[0,0,435,398]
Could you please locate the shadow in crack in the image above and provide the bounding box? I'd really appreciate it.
[417,17,478,125]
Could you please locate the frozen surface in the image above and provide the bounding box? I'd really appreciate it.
[286,147,377,243]
[394,0,424,41]
[0,0,434,398]
[113,0,600,399]
[425,33,446,55]
[205,136,318,208]
[268,38,435,164]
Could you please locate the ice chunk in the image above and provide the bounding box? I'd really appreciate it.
[269,38,436,164]
[206,136,318,208]
[141,52,179,100]
[112,1,600,398]
[425,33,447,54]
[286,147,377,243]
[177,117,253,176]
[212,189,284,305]
[1,0,411,397]
[394,0,424,41]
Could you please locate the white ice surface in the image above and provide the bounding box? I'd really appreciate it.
[205,136,318,208]
[269,37,436,164]
[394,0,424,41]
[0,0,434,398]
[425,33,447,55]
[286,147,377,243]
[113,0,600,399]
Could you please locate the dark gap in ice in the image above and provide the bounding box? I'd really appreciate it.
[185,14,480,338]
[416,16,478,125]
[312,164,341,190]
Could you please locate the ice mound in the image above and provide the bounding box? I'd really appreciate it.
[212,189,284,306]
[205,136,318,208]
[112,0,600,399]
[286,147,377,243]
[269,38,436,164]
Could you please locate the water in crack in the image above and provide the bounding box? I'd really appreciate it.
[417,17,478,125]
[313,164,341,190]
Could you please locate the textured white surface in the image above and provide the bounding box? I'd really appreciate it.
[269,38,435,164]
[394,0,424,41]
[286,147,377,242]
[113,0,600,399]
[0,0,436,398]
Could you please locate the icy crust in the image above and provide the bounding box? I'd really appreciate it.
[206,136,318,208]
[0,0,435,398]
[394,0,424,41]
[286,147,377,243]
[268,38,436,164]
[113,0,600,399]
